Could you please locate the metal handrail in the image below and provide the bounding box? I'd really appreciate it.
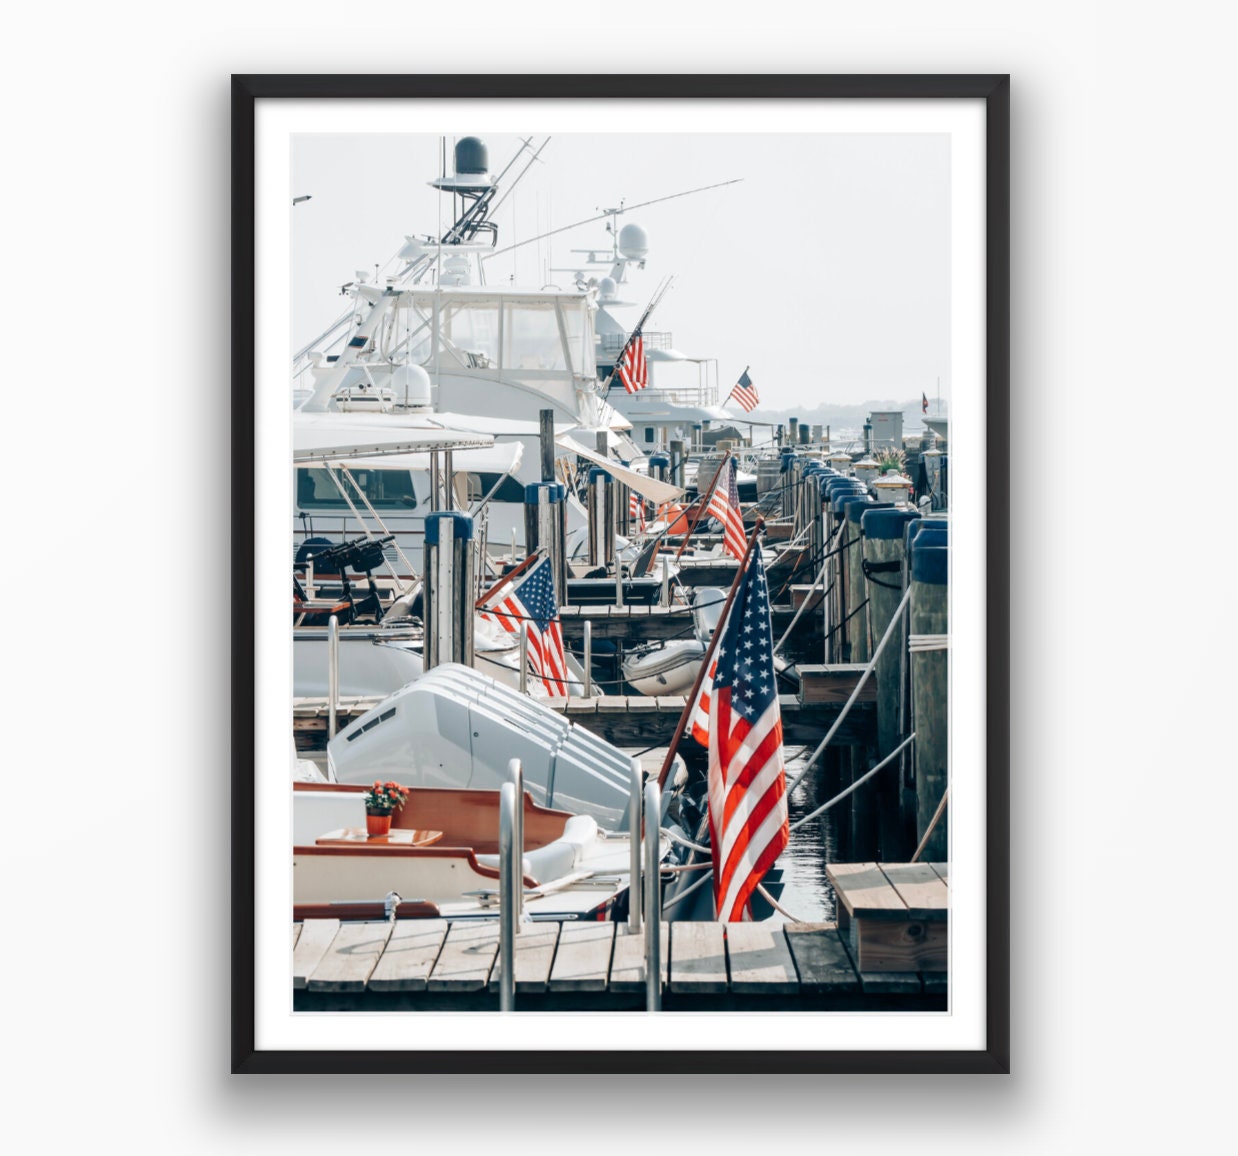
[644,780,662,1012]
[498,781,518,1012]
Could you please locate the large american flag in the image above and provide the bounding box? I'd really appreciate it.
[726,369,759,412]
[695,541,788,920]
[617,330,648,393]
[705,457,746,560]
[477,555,568,696]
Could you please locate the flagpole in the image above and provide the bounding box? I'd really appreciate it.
[598,277,672,394]
[474,548,542,608]
[673,450,733,562]
[656,519,764,791]
[722,368,747,413]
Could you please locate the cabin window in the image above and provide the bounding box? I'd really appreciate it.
[296,467,418,509]
[503,302,568,371]
[437,300,500,368]
[644,427,655,443]
[469,472,526,503]
[560,301,594,377]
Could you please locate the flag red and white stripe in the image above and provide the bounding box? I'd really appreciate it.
[629,490,646,533]
[705,457,746,560]
[698,542,788,920]
[477,555,568,696]
[726,369,759,413]
[617,331,648,393]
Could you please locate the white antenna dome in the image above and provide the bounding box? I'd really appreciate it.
[618,223,649,260]
[391,363,432,410]
[597,276,618,302]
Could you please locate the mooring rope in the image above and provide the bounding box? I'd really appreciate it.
[787,732,916,834]
[784,582,913,795]
[908,633,949,652]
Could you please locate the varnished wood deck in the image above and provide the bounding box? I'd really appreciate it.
[292,919,947,1012]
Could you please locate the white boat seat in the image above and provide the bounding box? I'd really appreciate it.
[476,814,599,884]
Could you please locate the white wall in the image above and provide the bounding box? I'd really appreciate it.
[5,1,1234,1147]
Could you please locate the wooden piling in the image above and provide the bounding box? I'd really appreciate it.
[863,507,921,859]
[909,541,948,861]
[539,408,555,483]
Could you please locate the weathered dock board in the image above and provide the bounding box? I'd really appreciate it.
[827,862,948,974]
[292,918,946,1012]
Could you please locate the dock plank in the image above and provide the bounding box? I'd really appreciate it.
[368,919,448,993]
[488,923,561,994]
[306,921,393,993]
[292,919,340,990]
[725,922,799,994]
[827,862,908,918]
[427,921,499,992]
[880,863,948,919]
[929,862,948,885]
[836,932,923,994]
[548,922,615,992]
[609,923,669,992]
[783,923,860,994]
[669,921,728,993]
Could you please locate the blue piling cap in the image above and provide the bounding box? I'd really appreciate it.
[910,544,948,585]
[423,510,474,545]
[587,468,611,484]
[523,482,564,504]
[847,497,889,524]
[648,452,671,468]
[830,487,867,512]
[863,508,920,540]
[912,529,949,551]
[837,494,873,520]
[906,518,948,547]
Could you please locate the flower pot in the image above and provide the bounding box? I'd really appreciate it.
[365,811,392,838]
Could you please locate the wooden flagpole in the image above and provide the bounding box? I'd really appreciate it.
[656,518,763,790]
[474,548,542,609]
[673,449,733,562]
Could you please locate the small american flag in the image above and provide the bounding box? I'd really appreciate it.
[629,490,646,533]
[617,330,648,393]
[698,541,788,920]
[705,457,746,560]
[726,369,759,413]
[477,555,568,696]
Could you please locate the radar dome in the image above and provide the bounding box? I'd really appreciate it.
[454,137,489,175]
[597,276,618,302]
[391,364,432,410]
[618,223,648,260]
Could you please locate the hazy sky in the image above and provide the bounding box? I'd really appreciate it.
[291,132,951,412]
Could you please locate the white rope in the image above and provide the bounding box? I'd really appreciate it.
[785,583,913,796]
[773,552,829,656]
[661,827,711,856]
[755,883,809,923]
[787,732,916,835]
[908,633,949,652]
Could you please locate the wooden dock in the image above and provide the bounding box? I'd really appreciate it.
[292,917,946,1012]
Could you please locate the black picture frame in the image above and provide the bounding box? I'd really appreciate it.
[231,73,1009,1075]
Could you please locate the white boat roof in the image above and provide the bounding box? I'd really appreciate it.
[293,414,496,464]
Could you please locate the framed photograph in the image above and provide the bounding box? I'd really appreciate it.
[233,73,1009,1074]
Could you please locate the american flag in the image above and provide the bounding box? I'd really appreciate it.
[629,490,646,533]
[617,330,648,393]
[477,555,568,696]
[726,369,759,413]
[695,541,788,920]
[705,457,746,560]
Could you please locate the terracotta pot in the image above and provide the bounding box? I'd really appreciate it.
[365,810,392,837]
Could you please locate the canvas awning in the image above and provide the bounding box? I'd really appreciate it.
[555,434,686,505]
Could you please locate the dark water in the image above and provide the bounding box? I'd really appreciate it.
[771,745,844,923]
